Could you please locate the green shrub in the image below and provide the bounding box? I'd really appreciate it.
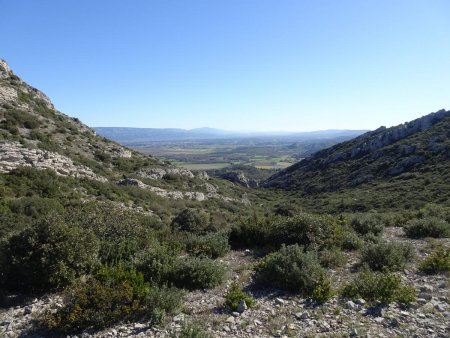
[185,232,230,258]
[312,275,335,303]
[230,215,276,248]
[416,204,450,223]
[272,213,341,249]
[5,167,63,198]
[6,215,99,292]
[9,196,64,219]
[171,209,211,235]
[319,247,347,268]
[94,150,112,163]
[224,282,254,311]
[341,270,416,304]
[404,217,450,238]
[171,322,212,338]
[135,244,179,285]
[1,109,40,130]
[340,229,364,251]
[64,203,159,264]
[231,212,342,250]
[44,266,150,333]
[349,214,384,236]
[172,257,226,290]
[135,247,226,290]
[145,285,184,323]
[361,242,414,272]
[419,245,450,274]
[255,244,329,297]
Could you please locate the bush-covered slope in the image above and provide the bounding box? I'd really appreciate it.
[264,109,450,208]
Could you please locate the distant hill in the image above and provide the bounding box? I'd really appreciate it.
[94,127,367,145]
[264,109,450,208]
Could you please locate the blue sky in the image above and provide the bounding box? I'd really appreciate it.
[1,0,449,131]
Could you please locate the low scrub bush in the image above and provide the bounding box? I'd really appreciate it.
[419,245,450,274]
[171,321,212,338]
[229,215,276,248]
[224,282,254,311]
[184,232,230,258]
[416,204,450,223]
[171,257,226,290]
[404,217,450,238]
[349,214,384,236]
[319,247,347,268]
[136,247,226,290]
[135,244,179,285]
[171,209,211,235]
[43,265,182,333]
[44,266,147,332]
[361,242,414,272]
[341,270,416,304]
[64,203,159,264]
[6,215,99,292]
[9,196,64,219]
[145,285,185,324]
[312,275,336,303]
[231,212,343,250]
[255,244,333,301]
[340,229,364,251]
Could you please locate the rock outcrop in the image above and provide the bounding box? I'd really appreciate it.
[220,172,259,188]
[0,59,13,78]
[116,177,237,202]
[136,167,195,180]
[0,141,107,182]
[0,59,54,110]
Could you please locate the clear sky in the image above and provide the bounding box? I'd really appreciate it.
[1,0,449,131]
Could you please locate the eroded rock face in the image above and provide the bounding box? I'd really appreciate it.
[0,86,18,105]
[116,177,236,202]
[221,172,259,188]
[0,59,54,110]
[136,167,195,180]
[116,177,206,201]
[0,141,107,182]
[196,171,210,180]
[0,59,13,78]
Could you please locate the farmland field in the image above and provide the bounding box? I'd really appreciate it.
[131,134,358,171]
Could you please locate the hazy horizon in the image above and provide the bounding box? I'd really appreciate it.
[2,1,449,132]
[94,126,369,133]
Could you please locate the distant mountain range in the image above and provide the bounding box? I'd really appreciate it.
[94,127,368,144]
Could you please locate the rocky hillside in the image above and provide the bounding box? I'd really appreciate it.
[0,59,251,213]
[0,59,154,176]
[264,110,450,198]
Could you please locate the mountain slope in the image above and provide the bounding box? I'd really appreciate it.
[0,59,253,224]
[264,110,450,203]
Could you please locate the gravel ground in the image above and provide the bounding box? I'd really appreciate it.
[1,228,449,338]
